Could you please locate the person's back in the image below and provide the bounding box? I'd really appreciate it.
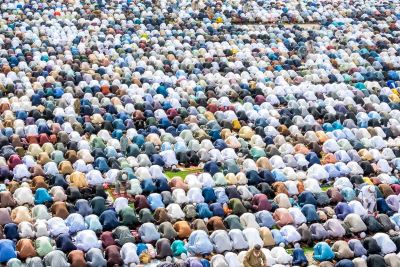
[243,245,267,267]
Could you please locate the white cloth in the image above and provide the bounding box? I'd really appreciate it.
[105,169,119,184]
[280,225,301,243]
[288,207,307,225]
[225,252,241,267]
[172,189,188,205]
[73,159,90,173]
[32,205,52,220]
[121,243,139,266]
[373,233,397,255]
[13,187,34,205]
[185,174,202,188]
[166,204,185,220]
[187,188,204,203]
[210,255,228,267]
[284,181,299,196]
[348,200,368,217]
[228,229,249,251]
[44,162,59,176]
[47,217,69,237]
[13,164,31,180]
[237,186,253,200]
[198,173,215,188]
[160,150,178,167]
[49,186,67,202]
[270,247,293,265]
[34,220,50,237]
[86,170,104,185]
[240,213,260,229]
[75,230,102,251]
[138,223,160,243]
[113,197,129,213]
[242,228,263,248]
[303,179,322,193]
[209,230,232,254]
[18,221,35,238]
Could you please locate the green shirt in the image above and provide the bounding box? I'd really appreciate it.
[119,206,139,226]
[35,237,54,257]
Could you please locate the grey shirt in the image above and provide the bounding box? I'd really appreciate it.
[86,248,107,267]
[43,250,70,267]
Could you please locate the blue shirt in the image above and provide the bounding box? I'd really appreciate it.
[313,242,335,261]
[147,194,164,211]
[0,239,16,262]
[34,188,53,205]
[99,210,119,231]
[4,223,18,241]
[292,248,308,266]
[187,230,213,255]
[255,211,276,228]
[271,229,285,245]
[65,213,86,234]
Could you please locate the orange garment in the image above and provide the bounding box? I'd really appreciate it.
[16,239,37,259]
[272,182,288,195]
[173,221,192,239]
[169,178,188,191]
[321,153,337,164]
[68,250,87,267]
[273,208,294,227]
[294,144,309,154]
[297,182,305,194]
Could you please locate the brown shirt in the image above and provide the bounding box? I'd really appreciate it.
[31,176,48,191]
[65,150,78,163]
[134,195,150,211]
[60,161,74,175]
[100,231,116,248]
[16,239,37,259]
[173,221,192,239]
[68,250,87,267]
[297,181,305,194]
[0,192,16,208]
[0,208,12,225]
[327,188,343,203]
[378,184,395,198]
[31,165,45,177]
[207,216,226,231]
[8,181,20,194]
[105,245,122,267]
[331,241,354,259]
[191,219,208,232]
[272,182,288,195]
[51,202,69,219]
[154,208,170,224]
[259,227,275,247]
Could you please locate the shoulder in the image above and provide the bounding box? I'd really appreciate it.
[244,249,252,256]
